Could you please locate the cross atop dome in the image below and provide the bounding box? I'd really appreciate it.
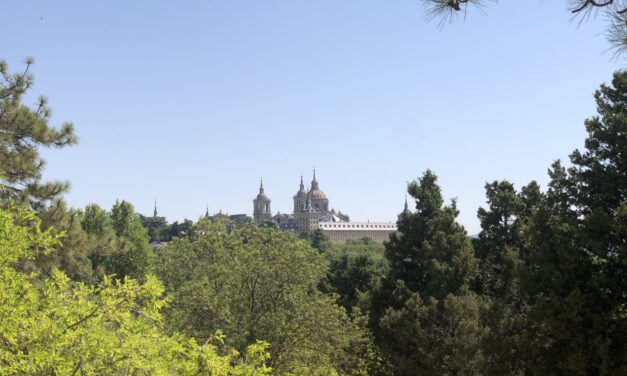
[311,168,320,191]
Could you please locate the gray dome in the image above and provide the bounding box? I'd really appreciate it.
[308,189,327,200]
[295,188,308,198]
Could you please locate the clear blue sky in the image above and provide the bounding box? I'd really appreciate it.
[1,0,618,233]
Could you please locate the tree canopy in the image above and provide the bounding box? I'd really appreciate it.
[157,220,381,375]
[0,206,271,375]
[1,54,625,374]
[375,170,483,375]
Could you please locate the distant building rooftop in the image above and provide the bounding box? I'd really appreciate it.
[318,222,397,231]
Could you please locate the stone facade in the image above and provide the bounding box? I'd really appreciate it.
[206,209,252,226]
[318,221,397,243]
[253,179,272,225]
[293,171,330,232]
[252,170,401,243]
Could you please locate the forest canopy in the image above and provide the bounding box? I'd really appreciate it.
[0,58,625,374]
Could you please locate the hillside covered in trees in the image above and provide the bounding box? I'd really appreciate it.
[1,57,626,374]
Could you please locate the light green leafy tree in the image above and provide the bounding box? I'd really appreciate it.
[0,206,271,375]
[17,201,96,282]
[108,200,155,281]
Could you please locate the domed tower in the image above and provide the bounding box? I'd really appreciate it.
[293,169,330,233]
[293,175,308,213]
[253,178,272,225]
[307,169,329,213]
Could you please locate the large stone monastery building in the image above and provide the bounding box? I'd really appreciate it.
[253,170,399,243]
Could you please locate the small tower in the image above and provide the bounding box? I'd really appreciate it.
[253,178,272,225]
[398,195,410,222]
[307,168,329,213]
[153,199,158,217]
[293,174,308,213]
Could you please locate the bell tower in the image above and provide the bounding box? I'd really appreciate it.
[293,175,307,213]
[253,178,272,225]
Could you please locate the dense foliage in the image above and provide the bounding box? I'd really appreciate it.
[320,238,388,314]
[0,207,271,375]
[374,170,483,374]
[0,58,625,374]
[157,221,381,375]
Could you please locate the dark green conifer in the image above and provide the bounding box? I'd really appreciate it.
[0,58,77,209]
[376,170,483,375]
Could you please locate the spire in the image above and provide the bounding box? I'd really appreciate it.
[259,177,264,194]
[404,195,409,213]
[153,199,158,217]
[205,205,209,218]
[300,174,305,190]
[311,167,319,190]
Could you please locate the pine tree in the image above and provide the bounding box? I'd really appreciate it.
[0,58,77,209]
[376,170,483,375]
[515,72,627,374]
[473,181,541,375]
